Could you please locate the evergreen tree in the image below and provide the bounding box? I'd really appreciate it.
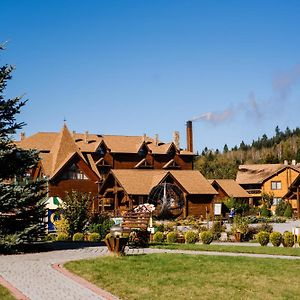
[58,190,92,236]
[0,46,46,249]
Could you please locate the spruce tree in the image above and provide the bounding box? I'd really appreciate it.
[0,45,46,249]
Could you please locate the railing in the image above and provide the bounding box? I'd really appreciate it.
[246,189,262,195]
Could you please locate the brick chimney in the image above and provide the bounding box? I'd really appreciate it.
[84,131,89,143]
[186,121,193,152]
[20,132,25,141]
[173,131,180,149]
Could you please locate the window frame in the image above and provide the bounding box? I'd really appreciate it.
[271,181,282,190]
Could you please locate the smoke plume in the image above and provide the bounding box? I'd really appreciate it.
[191,64,300,125]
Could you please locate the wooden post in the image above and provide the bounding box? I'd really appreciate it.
[128,195,133,210]
[114,193,118,213]
[183,193,188,218]
[297,187,300,219]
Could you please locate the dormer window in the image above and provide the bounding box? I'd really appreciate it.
[167,145,176,158]
[97,145,106,157]
[62,164,88,180]
[138,144,148,157]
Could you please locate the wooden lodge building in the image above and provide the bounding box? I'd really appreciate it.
[17,121,219,218]
[210,179,250,203]
[236,163,300,212]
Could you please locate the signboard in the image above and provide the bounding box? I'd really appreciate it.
[214,203,222,215]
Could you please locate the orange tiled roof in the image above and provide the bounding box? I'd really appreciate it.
[210,179,250,198]
[17,130,193,155]
[16,126,194,178]
[236,164,300,184]
[109,169,217,195]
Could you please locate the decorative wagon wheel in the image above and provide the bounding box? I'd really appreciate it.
[148,182,184,219]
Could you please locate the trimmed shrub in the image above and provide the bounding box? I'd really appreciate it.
[72,232,84,242]
[275,200,287,216]
[56,233,69,242]
[53,218,69,235]
[0,234,19,254]
[156,224,165,232]
[200,231,213,244]
[232,216,249,235]
[88,216,115,240]
[256,231,269,246]
[166,231,178,243]
[211,221,225,240]
[244,226,259,241]
[88,233,100,242]
[153,231,165,243]
[284,204,293,219]
[269,232,282,247]
[282,232,294,247]
[260,204,271,217]
[184,231,198,244]
[45,233,57,241]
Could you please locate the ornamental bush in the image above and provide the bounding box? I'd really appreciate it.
[260,204,271,217]
[166,231,178,243]
[45,233,57,241]
[72,232,84,242]
[153,231,165,243]
[211,220,225,240]
[256,231,269,246]
[282,232,294,247]
[56,233,69,242]
[269,232,282,247]
[283,204,293,219]
[184,231,198,244]
[200,231,213,244]
[88,233,100,242]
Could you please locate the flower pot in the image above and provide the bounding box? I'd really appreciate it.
[234,232,243,242]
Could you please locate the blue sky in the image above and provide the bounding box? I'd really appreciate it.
[2,0,300,152]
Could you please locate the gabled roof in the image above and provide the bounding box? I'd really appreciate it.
[19,124,99,180]
[236,164,300,185]
[17,131,194,156]
[210,179,250,198]
[104,170,217,196]
[111,170,167,195]
[169,170,218,195]
[283,173,300,199]
[50,124,87,175]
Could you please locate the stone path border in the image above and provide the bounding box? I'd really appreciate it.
[52,263,119,300]
[0,275,29,300]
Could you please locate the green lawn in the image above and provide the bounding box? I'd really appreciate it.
[150,243,300,256]
[65,253,300,300]
[0,285,15,300]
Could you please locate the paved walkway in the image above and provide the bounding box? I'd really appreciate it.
[1,246,300,300]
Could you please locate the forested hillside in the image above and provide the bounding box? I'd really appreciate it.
[194,126,300,179]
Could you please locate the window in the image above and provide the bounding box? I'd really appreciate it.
[272,197,282,205]
[62,164,88,180]
[271,181,282,190]
[97,145,106,157]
